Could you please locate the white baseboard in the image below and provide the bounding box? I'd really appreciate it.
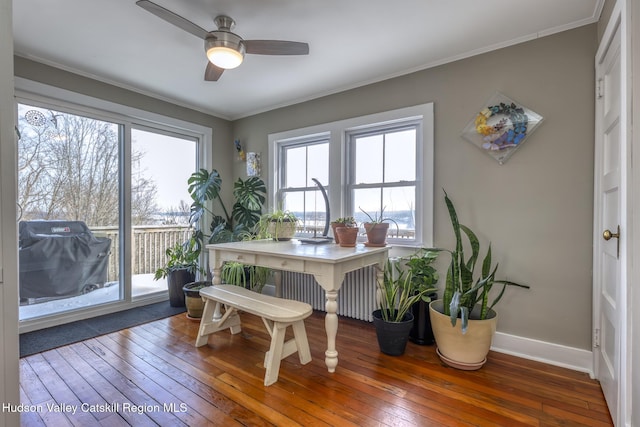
[491,331,595,378]
[268,282,596,377]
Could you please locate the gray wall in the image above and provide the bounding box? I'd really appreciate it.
[598,0,616,43]
[233,25,598,350]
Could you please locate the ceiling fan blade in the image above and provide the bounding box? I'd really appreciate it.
[136,0,210,40]
[244,40,309,55]
[204,62,225,81]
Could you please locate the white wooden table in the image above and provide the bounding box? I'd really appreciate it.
[206,239,389,372]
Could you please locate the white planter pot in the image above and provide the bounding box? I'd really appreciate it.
[267,220,297,241]
[429,299,497,370]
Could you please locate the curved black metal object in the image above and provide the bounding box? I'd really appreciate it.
[311,178,330,237]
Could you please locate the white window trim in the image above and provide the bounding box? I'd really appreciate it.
[268,103,434,247]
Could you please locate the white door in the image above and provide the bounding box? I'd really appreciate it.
[593,8,628,426]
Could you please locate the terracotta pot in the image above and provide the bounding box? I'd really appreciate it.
[330,222,344,243]
[429,300,497,370]
[364,222,390,247]
[335,227,358,247]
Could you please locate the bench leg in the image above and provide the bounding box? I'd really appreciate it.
[195,300,242,347]
[292,320,312,365]
[262,318,312,386]
[264,322,287,386]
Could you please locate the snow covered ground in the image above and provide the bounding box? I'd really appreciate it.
[19,274,167,320]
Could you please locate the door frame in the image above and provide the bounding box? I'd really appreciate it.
[593,1,633,424]
[628,0,640,423]
[0,0,20,425]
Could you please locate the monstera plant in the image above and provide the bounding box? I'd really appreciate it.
[188,168,266,244]
[186,169,268,291]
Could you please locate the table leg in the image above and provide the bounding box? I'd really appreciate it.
[324,290,339,373]
[211,257,222,320]
[273,270,282,298]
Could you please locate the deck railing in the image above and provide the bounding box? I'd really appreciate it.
[90,225,192,282]
[90,224,414,282]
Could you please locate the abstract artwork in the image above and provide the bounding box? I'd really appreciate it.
[462,92,543,164]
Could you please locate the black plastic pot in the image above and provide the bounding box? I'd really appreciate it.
[167,269,195,307]
[409,292,438,345]
[372,309,415,356]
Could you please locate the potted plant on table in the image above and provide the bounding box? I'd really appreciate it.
[330,216,357,243]
[428,191,530,369]
[360,207,399,247]
[333,219,359,247]
[258,210,299,241]
[154,236,203,307]
[373,259,437,356]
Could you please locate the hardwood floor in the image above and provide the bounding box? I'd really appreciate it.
[20,310,612,426]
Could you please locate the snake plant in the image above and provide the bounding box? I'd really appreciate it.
[377,259,437,322]
[436,190,529,333]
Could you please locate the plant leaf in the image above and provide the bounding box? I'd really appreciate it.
[449,290,461,326]
[460,306,469,334]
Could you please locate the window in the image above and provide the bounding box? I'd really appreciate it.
[15,78,210,327]
[269,104,433,246]
[348,122,420,241]
[277,137,329,237]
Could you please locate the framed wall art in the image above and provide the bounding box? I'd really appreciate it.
[461,92,543,164]
[246,152,261,177]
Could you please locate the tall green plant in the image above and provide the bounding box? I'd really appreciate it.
[404,248,439,295]
[437,190,529,333]
[188,169,266,243]
[153,236,204,280]
[378,259,436,322]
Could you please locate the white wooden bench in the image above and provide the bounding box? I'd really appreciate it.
[195,284,313,386]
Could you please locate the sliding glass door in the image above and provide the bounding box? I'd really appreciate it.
[17,103,122,320]
[16,101,200,323]
[130,128,196,298]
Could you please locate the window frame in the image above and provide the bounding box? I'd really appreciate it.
[269,103,434,247]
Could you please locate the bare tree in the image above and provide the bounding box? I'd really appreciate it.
[17,106,158,227]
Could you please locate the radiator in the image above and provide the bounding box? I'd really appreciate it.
[281,266,378,322]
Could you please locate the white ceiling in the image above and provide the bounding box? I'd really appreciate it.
[13,0,603,120]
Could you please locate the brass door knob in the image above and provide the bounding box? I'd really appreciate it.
[603,227,620,241]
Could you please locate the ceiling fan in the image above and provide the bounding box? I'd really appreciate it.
[136,0,309,81]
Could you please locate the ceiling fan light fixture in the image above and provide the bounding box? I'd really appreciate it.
[205,34,245,69]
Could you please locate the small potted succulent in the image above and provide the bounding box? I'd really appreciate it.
[360,207,399,247]
[334,219,359,247]
[330,216,357,243]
